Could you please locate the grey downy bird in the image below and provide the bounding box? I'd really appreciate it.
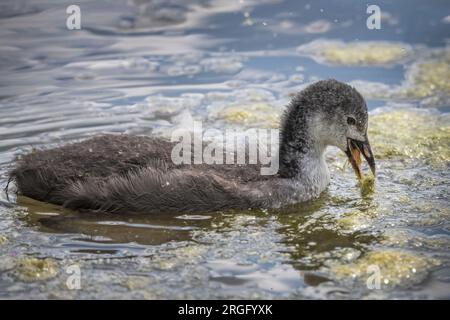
[8,79,375,214]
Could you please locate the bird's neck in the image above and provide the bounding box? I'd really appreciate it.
[279,114,330,192]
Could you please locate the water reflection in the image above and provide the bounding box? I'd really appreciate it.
[20,196,211,247]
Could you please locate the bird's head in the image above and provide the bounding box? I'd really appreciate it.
[282,79,375,179]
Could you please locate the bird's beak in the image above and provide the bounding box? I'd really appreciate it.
[345,136,376,180]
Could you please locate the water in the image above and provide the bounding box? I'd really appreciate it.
[0,0,449,299]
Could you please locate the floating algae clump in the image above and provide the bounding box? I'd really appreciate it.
[337,207,379,232]
[123,276,154,290]
[297,40,412,66]
[369,109,450,166]
[330,250,440,287]
[337,213,371,232]
[16,258,58,281]
[382,229,450,249]
[220,102,280,128]
[349,48,450,107]
[359,175,376,197]
[401,49,450,99]
[0,235,8,245]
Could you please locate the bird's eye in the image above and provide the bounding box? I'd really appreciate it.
[347,116,356,126]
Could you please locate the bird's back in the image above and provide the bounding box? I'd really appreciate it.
[9,134,268,213]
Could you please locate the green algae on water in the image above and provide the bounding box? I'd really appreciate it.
[219,102,280,128]
[401,49,450,99]
[359,175,375,197]
[369,109,450,167]
[330,250,440,287]
[16,258,59,282]
[0,235,8,245]
[297,40,413,66]
[347,47,450,107]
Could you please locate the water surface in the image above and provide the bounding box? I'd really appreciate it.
[0,0,449,299]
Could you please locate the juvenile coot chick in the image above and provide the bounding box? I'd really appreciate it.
[9,79,375,214]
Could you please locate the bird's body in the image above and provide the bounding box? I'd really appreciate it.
[9,134,328,213]
[9,80,375,214]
